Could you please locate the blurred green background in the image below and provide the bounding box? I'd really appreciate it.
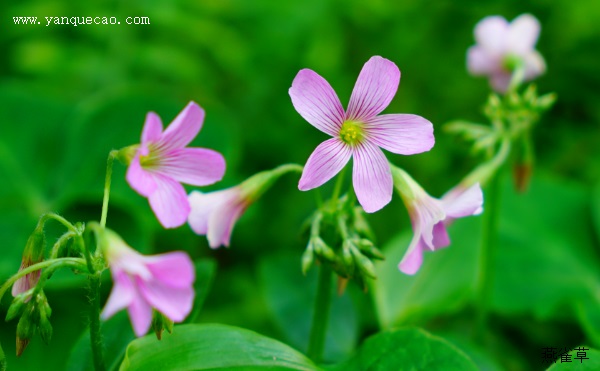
[1,0,599,370]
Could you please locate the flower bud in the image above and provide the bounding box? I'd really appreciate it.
[352,207,374,240]
[341,241,355,276]
[38,310,52,345]
[513,162,532,193]
[12,225,46,298]
[350,248,377,279]
[152,310,174,340]
[5,293,30,322]
[301,244,315,275]
[16,311,34,357]
[312,237,336,261]
[357,239,385,260]
[536,92,556,111]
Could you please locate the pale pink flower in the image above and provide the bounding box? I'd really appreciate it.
[467,14,546,92]
[289,56,434,213]
[100,230,195,337]
[127,101,226,228]
[393,168,483,274]
[188,164,302,248]
[188,188,248,248]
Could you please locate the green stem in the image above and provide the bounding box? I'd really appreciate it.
[89,273,106,371]
[39,212,78,234]
[307,263,333,363]
[330,166,347,204]
[475,166,502,337]
[0,258,87,302]
[100,151,118,229]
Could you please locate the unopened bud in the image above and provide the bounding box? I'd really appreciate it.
[5,294,30,322]
[16,312,34,357]
[342,241,355,275]
[351,248,377,279]
[312,238,336,261]
[536,93,557,111]
[151,311,174,340]
[337,276,349,296]
[12,225,46,297]
[38,311,52,345]
[357,239,385,260]
[513,162,532,193]
[523,84,537,104]
[352,207,374,240]
[301,244,315,275]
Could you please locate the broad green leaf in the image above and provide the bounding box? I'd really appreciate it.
[546,346,600,370]
[259,254,358,362]
[327,328,477,371]
[371,217,481,328]
[119,324,320,371]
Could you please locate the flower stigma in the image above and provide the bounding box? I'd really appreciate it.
[339,121,364,146]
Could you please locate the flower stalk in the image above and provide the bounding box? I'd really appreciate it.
[307,263,333,363]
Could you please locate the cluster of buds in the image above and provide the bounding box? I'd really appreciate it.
[6,290,53,356]
[302,195,384,292]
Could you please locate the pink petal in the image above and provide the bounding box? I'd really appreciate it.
[432,222,450,249]
[523,51,546,80]
[352,141,392,213]
[126,156,158,198]
[188,190,235,236]
[289,69,345,136]
[148,175,190,228]
[298,138,352,191]
[137,277,194,323]
[141,112,163,145]
[207,200,245,248]
[442,183,484,218]
[413,196,446,249]
[159,101,205,151]
[398,238,425,275]
[127,285,153,337]
[475,16,509,55]
[158,148,226,187]
[144,252,195,289]
[363,114,434,155]
[12,268,41,298]
[467,46,498,75]
[346,56,400,121]
[101,271,134,320]
[507,14,540,54]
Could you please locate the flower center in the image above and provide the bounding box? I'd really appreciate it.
[138,145,162,169]
[502,54,522,72]
[339,121,364,146]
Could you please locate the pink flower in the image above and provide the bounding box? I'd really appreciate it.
[100,230,195,337]
[188,188,248,248]
[289,56,434,213]
[467,14,546,92]
[393,168,483,275]
[127,101,226,228]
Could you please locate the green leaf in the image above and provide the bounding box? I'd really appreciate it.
[258,254,358,362]
[119,324,320,371]
[327,328,477,371]
[491,175,600,346]
[546,346,600,370]
[371,217,481,328]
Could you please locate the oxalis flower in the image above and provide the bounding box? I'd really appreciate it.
[126,101,226,228]
[467,14,546,92]
[188,164,302,248]
[289,56,434,213]
[392,167,483,275]
[100,229,195,337]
